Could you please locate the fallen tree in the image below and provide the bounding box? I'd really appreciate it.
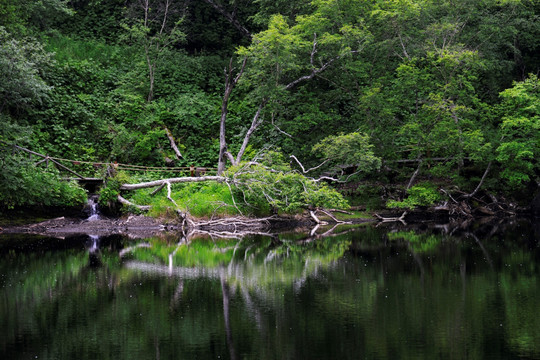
[108,154,350,230]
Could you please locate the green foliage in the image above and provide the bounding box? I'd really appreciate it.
[98,171,131,207]
[387,182,442,210]
[0,27,52,114]
[228,161,349,214]
[387,230,440,253]
[1,0,539,209]
[0,150,86,209]
[312,132,381,178]
[496,74,540,189]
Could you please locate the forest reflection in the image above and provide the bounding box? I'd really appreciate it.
[0,219,539,359]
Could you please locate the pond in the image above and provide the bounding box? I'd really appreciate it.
[1,219,539,359]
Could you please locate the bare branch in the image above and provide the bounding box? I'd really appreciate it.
[290,155,329,174]
[159,0,170,35]
[150,183,166,196]
[310,210,321,224]
[165,127,183,159]
[406,158,422,190]
[235,100,267,164]
[225,181,243,216]
[285,50,361,91]
[310,33,317,67]
[461,161,492,199]
[398,32,410,60]
[271,112,292,138]
[117,195,152,211]
[316,209,348,224]
[166,181,179,208]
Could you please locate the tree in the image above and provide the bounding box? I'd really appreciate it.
[0,27,52,115]
[217,0,372,174]
[496,74,540,189]
[123,0,185,102]
[308,132,381,180]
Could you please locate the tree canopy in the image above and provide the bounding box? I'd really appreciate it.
[0,0,539,211]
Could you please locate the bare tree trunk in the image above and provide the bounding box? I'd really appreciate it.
[120,176,226,190]
[235,100,267,165]
[219,35,363,170]
[218,57,247,174]
[407,158,422,190]
[139,0,173,103]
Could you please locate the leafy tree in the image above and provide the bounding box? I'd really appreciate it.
[0,27,52,115]
[496,74,540,189]
[122,0,186,102]
[310,132,381,180]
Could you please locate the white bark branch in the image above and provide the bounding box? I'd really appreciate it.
[117,195,152,211]
[165,127,183,159]
[462,161,492,199]
[235,101,267,164]
[290,155,329,174]
[120,176,226,190]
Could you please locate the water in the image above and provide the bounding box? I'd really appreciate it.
[0,220,539,359]
[86,196,100,221]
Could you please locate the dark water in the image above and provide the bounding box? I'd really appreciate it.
[1,220,539,359]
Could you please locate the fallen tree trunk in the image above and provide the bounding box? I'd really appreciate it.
[120,176,226,190]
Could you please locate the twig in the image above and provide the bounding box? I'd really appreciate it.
[150,183,166,196]
[290,155,330,174]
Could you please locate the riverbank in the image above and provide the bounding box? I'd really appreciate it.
[1,196,536,238]
[0,210,376,238]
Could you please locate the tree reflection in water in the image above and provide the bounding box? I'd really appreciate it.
[0,219,539,359]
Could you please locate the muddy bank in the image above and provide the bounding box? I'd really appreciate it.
[0,211,377,238]
[0,214,315,237]
[0,215,166,238]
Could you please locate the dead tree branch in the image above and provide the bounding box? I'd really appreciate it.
[461,161,492,199]
[120,176,226,190]
[117,195,152,211]
[406,157,422,190]
[218,57,248,174]
[290,155,330,174]
[165,127,183,159]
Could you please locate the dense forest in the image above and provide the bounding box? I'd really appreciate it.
[0,0,539,215]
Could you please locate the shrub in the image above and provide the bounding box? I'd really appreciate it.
[387,182,442,210]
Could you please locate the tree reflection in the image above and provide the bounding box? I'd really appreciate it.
[1,220,539,359]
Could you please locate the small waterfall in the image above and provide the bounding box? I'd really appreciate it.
[86,196,100,221]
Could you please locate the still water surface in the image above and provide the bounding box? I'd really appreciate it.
[1,220,539,359]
